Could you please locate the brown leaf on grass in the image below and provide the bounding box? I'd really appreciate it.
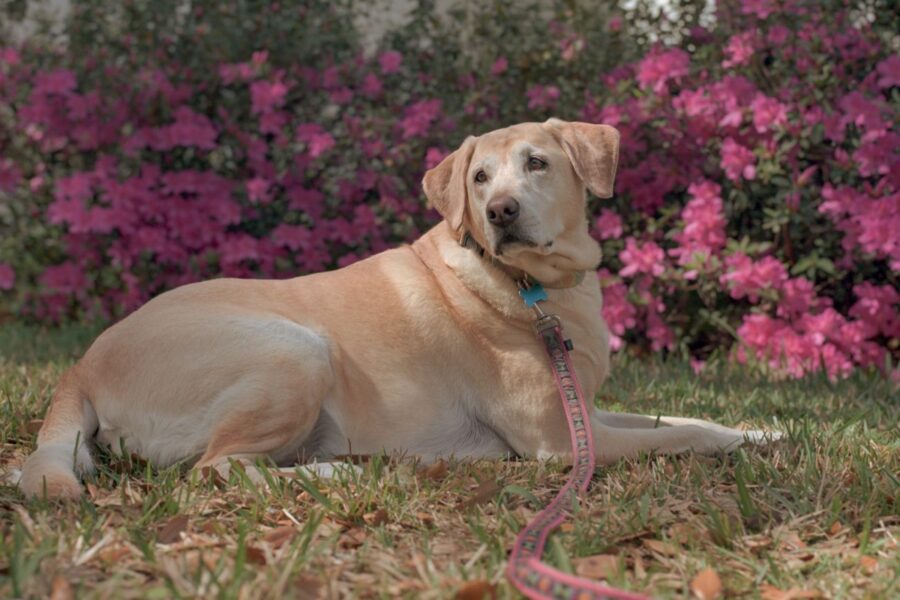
[199,466,227,488]
[49,575,74,600]
[459,479,502,509]
[293,574,327,599]
[419,459,449,482]
[363,508,389,526]
[827,521,843,536]
[339,528,368,549]
[690,567,722,600]
[25,419,43,435]
[669,521,712,545]
[778,532,807,551]
[574,554,619,580]
[454,580,497,600]
[415,511,436,527]
[759,584,822,600]
[157,515,189,544]
[264,525,297,548]
[642,539,679,556]
[859,555,878,574]
[246,545,267,565]
[97,543,132,565]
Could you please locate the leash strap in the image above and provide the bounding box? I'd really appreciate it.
[506,285,650,600]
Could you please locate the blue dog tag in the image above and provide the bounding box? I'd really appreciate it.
[519,283,548,307]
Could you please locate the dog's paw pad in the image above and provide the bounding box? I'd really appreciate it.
[742,429,783,444]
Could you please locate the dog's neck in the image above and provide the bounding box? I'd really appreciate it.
[411,223,589,324]
[456,230,586,290]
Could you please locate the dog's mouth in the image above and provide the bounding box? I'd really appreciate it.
[492,230,539,256]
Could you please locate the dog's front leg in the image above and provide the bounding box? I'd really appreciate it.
[589,409,775,465]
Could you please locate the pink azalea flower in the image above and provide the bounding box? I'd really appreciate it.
[218,234,262,265]
[598,271,637,351]
[646,310,675,351]
[39,262,88,293]
[850,282,900,339]
[767,25,790,45]
[750,93,788,133]
[875,54,900,90]
[329,87,353,105]
[398,99,442,139]
[619,237,666,278]
[272,224,313,251]
[525,85,561,111]
[246,177,271,204]
[722,31,756,69]
[636,47,690,94]
[720,137,756,181]
[671,180,727,268]
[361,73,383,98]
[594,209,623,240]
[852,130,899,177]
[741,0,777,19]
[425,147,447,170]
[378,50,403,75]
[296,123,336,158]
[33,69,77,95]
[0,263,14,290]
[250,79,288,115]
[720,253,788,301]
[490,57,508,76]
[777,277,821,319]
[838,91,888,133]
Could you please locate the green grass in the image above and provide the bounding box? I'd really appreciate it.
[1,323,897,599]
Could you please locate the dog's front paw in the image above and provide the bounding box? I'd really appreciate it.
[741,429,784,445]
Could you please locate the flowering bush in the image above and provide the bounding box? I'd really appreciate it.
[0,0,896,380]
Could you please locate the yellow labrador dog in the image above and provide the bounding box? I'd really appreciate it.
[19,119,774,499]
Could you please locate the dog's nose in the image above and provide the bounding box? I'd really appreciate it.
[486,196,520,227]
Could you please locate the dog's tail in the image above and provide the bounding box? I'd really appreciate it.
[18,369,97,499]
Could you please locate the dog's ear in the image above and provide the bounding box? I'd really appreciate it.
[422,136,476,232]
[543,119,620,199]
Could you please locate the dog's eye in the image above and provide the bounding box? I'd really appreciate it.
[528,157,547,171]
[474,170,487,184]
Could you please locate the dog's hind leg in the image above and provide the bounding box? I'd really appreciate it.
[193,330,334,486]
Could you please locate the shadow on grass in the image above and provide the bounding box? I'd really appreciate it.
[0,321,105,365]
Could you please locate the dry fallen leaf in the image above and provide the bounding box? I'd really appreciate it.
[293,574,326,599]
[574,554,619,580]
[157,515,189,544]
[415,511,436,527]
[49,575,74,600]
[420,459,449,482]
[642,538,679,556]
[363,508,389,526]
[264,525,296,548]
[828,521,843,536]
[454,580,496,600]
[25,419,44,435]
[339,528,368,549]
[459,479,502,509]
[690,567,722,600]
[245,545,267,565]
[859,555,878,574]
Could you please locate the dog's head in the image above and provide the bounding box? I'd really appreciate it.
[422,119,619,285]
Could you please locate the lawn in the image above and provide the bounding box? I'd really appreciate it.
[0,323,897,599]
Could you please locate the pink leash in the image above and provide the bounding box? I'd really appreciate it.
[506,283,651,600]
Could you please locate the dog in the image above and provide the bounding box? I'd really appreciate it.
[19,119,776,499]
